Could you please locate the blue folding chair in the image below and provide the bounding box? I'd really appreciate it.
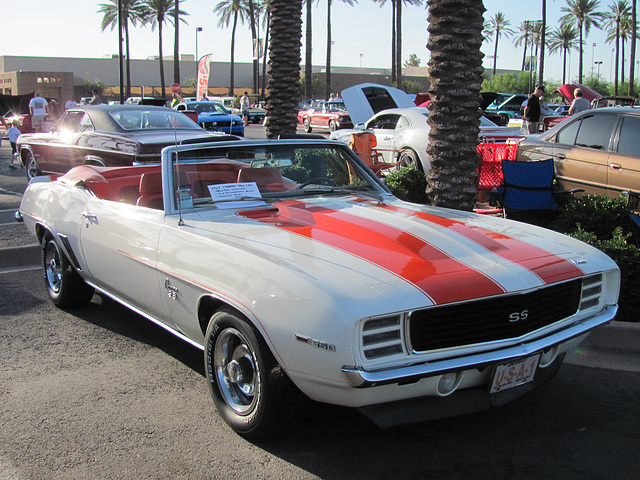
[496,158,576,226]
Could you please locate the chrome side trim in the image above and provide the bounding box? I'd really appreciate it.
[342,306,617,388]
[86,281,205,351]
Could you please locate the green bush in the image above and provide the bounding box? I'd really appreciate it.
[549,194,639,323]
[385,167,429,204]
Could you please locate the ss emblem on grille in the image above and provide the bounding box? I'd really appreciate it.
[509,310,529,323]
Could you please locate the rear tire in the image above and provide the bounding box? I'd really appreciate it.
[204,308,303,438]
[398,148,423,172]
[42,233,94,308]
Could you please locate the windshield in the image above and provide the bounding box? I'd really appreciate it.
[167,142,388,211]
[110,109,200,130]
[326,102,347,112]
[188,102,229,115]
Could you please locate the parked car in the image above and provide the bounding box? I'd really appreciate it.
[17,104,237,180]
[231,105,265,124]
[18,137,619,438]
[298,100,353,132]
[173,100,244,136]
[333,83,523,172]
[516,106,640,196]
[484,93,529,120]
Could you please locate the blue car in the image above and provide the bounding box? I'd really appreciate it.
[174,101,244,136]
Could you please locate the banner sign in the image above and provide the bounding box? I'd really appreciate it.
[197,53,213,101]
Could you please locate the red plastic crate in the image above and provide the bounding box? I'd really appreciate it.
[476,143,518,190]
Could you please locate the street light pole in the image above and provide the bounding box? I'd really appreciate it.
[195,27,203,75]
[595,61,603,78]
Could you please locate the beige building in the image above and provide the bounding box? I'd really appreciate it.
[0,55,430,104]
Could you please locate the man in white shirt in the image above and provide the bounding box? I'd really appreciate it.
[29,91,49,132]
[65,98,78,110]
[569,89,591,115]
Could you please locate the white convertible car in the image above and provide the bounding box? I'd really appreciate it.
[18,137,619,438]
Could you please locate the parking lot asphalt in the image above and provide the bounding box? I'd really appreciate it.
[0,140,638,372]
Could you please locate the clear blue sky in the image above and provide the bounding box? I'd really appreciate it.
[1,1,622,86]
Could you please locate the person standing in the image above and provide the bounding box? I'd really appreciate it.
[28,91,49,132]
[569,89,591,115]
[7,120,22,170]
[522,85,544,134]
[240,91,250,125]
[65,97,78,110]
[89,89,101,105]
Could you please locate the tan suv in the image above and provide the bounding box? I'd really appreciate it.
[516,107,640,197]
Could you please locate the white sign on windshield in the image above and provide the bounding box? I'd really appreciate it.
[208,182,265,209]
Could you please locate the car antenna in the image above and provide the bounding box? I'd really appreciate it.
[173,116,185,226]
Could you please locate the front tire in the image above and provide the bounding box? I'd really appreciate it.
[329,120,337,132]
[204,308,302,438]
[25,151,42,181]
[42,233,94,308]
[303,118,312,133]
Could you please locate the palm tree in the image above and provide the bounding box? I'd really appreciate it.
[173,0,182,84]
[561,0,605,84]
[304,0,316,100]
[214,0,250,96]
[618,8,639,82]
[630,0,637,96]
[514,20,537,71]
[98,0,149,99]
[426,0,485,210]
[325,0,358,100]
[144,0,188,98]
[265,0,303,138]
[539,0,546,86]
[484,12,515,76]
[373,0,423,86]
[605,1,630,95]
[247,0,263,95]
[548,22,579,83]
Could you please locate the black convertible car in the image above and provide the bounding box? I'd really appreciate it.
[17,104,236,180]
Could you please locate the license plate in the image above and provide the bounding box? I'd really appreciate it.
[490,354,540,394]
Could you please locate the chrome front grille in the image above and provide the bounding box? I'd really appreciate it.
[408,279,585,353]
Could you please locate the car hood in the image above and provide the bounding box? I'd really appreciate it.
[197,112,239,121]
[555,83,603,103]
[192,197,607,307]
[341,83,416,125]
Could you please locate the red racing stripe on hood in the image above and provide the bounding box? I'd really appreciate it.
[381,205,585,284]
[247,201,506,304]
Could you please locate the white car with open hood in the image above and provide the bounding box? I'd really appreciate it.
[331,83,523,172]
[17,137,619,438]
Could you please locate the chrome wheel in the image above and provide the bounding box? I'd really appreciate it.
[26,152,41,180]
[329,120,337,132]
[44,240,63,294]
[214,327,258,415]
[303,118,312,133]
[399,148,423,171]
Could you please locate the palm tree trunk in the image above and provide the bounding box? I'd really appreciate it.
[521,35,528,71]
[578,22,584,84]
[248,0,259,94]
[261,8,271,101]
[265,0,303,138]
[563,46,567,84]
[173,0,180,84]
[492,36,499,75]
[159,22,165,99]
[305,0,313,99]
[325,0,332,100]
[615,29,620,95]
[630,0,637,96]
[395,0,402,87]
[426,0,485,210]
[621,37,626,85]
[125,21,131,99]
[391,0,396,84]
[229,12,238,96]
[538,0,546,86]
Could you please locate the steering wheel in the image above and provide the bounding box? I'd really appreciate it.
[297,177,338,189]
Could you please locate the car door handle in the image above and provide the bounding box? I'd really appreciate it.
[556,153,566,160]
[609,163,622,170]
